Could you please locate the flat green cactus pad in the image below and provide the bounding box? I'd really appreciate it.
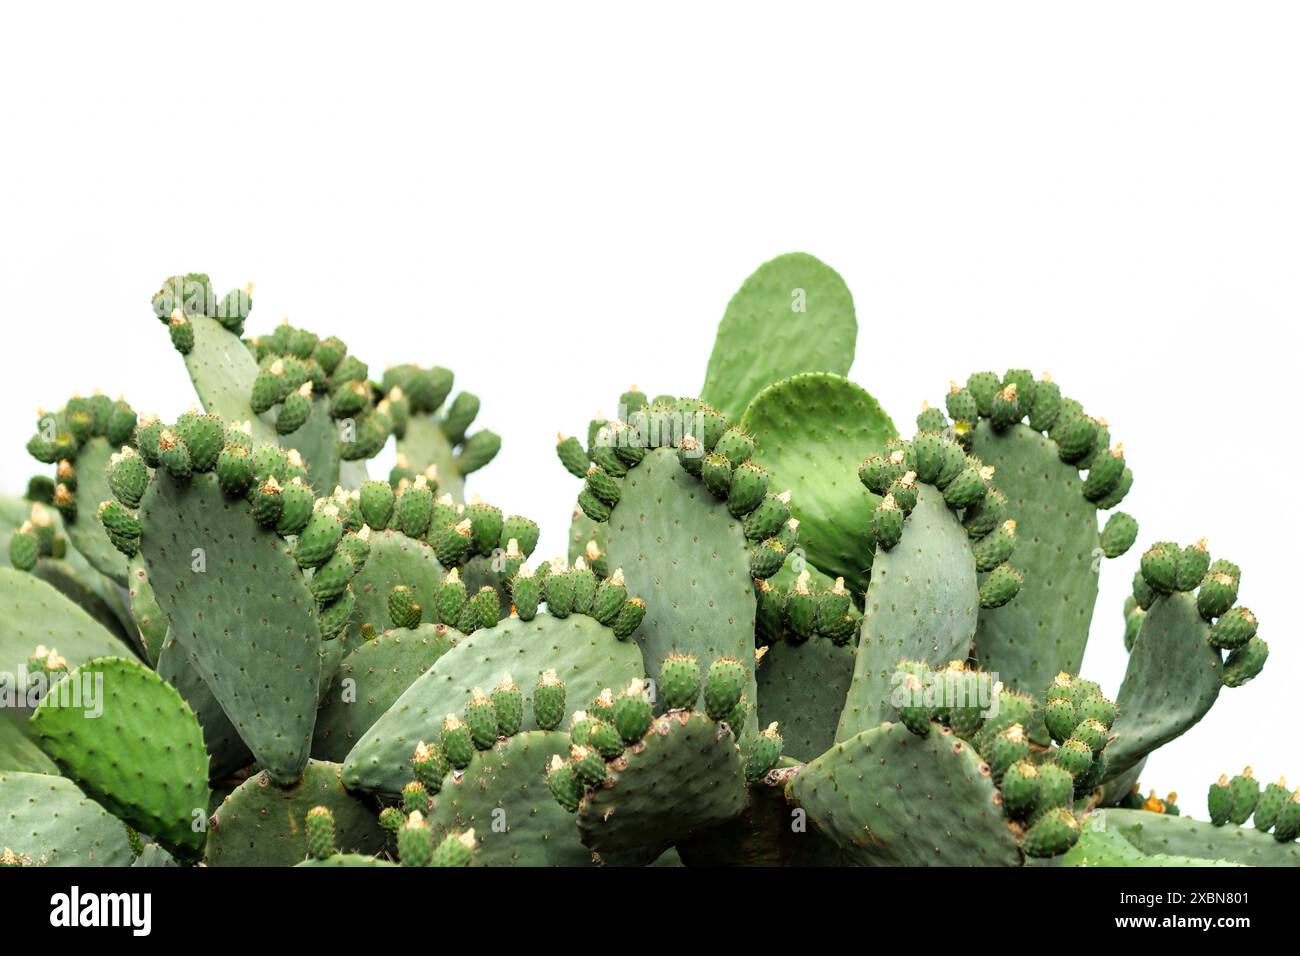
[312,623,460,762]
[790,722,1022,867]
[576,711,748,856]
[0,770,135,866]
[1099,809,1299,866]
[139,472,323,785]
[0,717,59,774]
[700,252,857,421]
[399,416,464,503]
[603,448,757,735]
[0,567,136,680]
[835,486,978,741]
[1061,824,1241,867]
[1107,592,1222,779]
[131,844,179,867]
[428,730,593,866]
[62,437,130,584]
[676,771,849,866]
[343,613,644,796]
[31,656,210,858]
[156,635,252,779]
[295,853,395,867]
[282,398,341,494]
[756,638,855,762]
[741,372,896,593]
[345,530,446,644]
[184,315,276,445]
[204,760,386,867]
[971,422,1100,693]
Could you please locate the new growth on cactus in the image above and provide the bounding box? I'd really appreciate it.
[0,257,1289,871]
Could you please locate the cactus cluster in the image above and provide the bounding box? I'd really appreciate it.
[0,256,1288,868]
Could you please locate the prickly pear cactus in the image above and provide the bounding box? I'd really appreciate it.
[0,259,1291,869]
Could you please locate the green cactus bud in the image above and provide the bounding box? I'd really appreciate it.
[51,483,76,522]
[1071,717,1109,754]
[782,573,818,643]
[940,385,975,426]
[1081,444,1125,502]
[911,432,948,484]
[1053,737,1094,784]
[745,722,784,782]
[501,565,537,621]
[710,427,751,468]
[1000,761,1038,819]
[440,391,480,446]
[305,806,336,861]
[402,780,430,815]
[555,434,592,479]
[432,518,473,567]
[1098,511,1138,559]
[1022,807,1081,858]
[274,477,314,536]
[1075,693,1116,731]
[1171,539,1211,592]
[459,502,501,558]
[1022,375,1058,430]
[567,561,596,616]
[989,383,1022,432]
[411,740,449,794]
[885,471,919,515]
[533,671,566,731]
[1034,762,1075,816]
[1272,791,1300,842]
[895,672,933,737]
[1123,604,1144,652]
[587,720,624,760]
[726,461,769,518]
[962,487,1006,539]
[915,402,948,433]
[469,586,500,630]
[1226,768,1260,825]
[1206,774,1233,825]
[464,689,499,750]
[535,565,572,619]
[318,589,356,641]
[250,476,284,529]
[583,465,623,512]
[985,723,1030,779]
[978,564,1022,609]
[273,384,311,435]
[1197,561,1240,620]
[1253,777,1290,833]
[291,504,343,568]
[612,597,646,640]
[429,830,475,868]
[1053,411,1098,465]
[441,715,475,769]
[942,464,988,510]
[965,371,1000,416]
[858,451,904,495]
[54,459,77,494]
[973,520,1017,572]
[106,401,138,447]
[703,657,745,721]
[871,495,905,551]
[431,568,466,626]
[700,452,733,498]
[576,486,611,522]
[591,568,628,626]
[676,434,704,476]
[356,479,394,531]
[611,679,652,743]
[8,523,38,571]
[1139,541,1179,594]
[394,477,433,538]
[251,369,282,415]
[748,538,786,580]
[1224,637,1269,688]
[660,654,701,711]
[385,585,422,629]
[742,491,792,542]
[814,576,852,632]
[547,755,582,812]
[166,312,195,353]
[97,500,142,557]
[1208,606,1257,650]
[156,429,192,480]
[397,812,434,867]
[308,547,356,604]
[570,744,606,788]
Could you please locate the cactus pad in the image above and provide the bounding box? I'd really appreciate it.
[204,760,386,866]
[0,567,136,680]
[790,722,1022,866]
[30,656,210,858]
[741,372,896,592]
[575,711,748,856]
[756,638,855,761]
[0,770,135,866]
[1098,808,1300,867]
[700,252,857,421]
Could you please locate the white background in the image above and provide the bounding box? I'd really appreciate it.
[2,3,1296,818]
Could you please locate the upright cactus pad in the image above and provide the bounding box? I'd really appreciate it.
[700,252,858,421]
[740,372,897,593]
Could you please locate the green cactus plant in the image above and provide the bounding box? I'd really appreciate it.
[0,259,1290,869]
